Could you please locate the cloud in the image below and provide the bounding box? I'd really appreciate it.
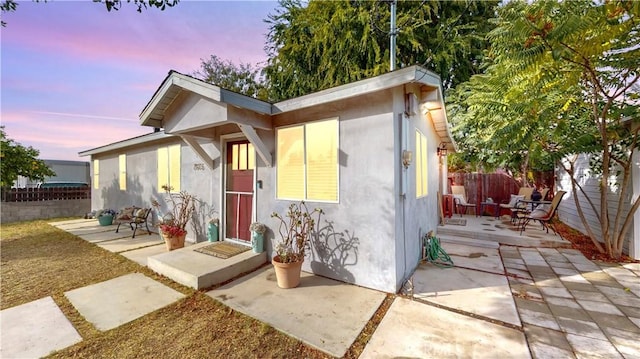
[30,111,137,123]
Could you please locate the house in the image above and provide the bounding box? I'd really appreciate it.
[79,65,455,293]
[14,159,90,188]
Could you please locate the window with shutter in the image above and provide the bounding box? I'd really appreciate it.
[276,118,339,202]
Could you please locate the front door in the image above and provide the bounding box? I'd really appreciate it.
[225,140,254,243]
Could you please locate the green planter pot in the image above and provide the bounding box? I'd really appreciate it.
[251,231,264,253]
[207,223,219,242]
[98,215,113,226]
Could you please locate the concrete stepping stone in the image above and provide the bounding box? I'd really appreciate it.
[413,263,521,326]
[0,296,82,358]
[360,297,530,358]
[207,266,385,358]
[65,273,184,331]
[440,241,505,275]
[96,234,163,253]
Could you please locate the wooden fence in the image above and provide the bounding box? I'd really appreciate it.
[1,187,90,202]
[448,172,555,206]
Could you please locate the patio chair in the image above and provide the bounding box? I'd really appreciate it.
[500,187,534,211]
[519,190,567,235]
[115,206,152,238]
[451,185,476,216]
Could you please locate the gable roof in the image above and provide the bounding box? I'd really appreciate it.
[139,71,272,129]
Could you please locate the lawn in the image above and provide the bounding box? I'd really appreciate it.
[1,219,391,358]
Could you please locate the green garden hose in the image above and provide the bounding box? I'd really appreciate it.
[423,232,454,268]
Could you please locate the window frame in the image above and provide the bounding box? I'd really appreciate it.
[157,144,181,193]
[93,159,99,189]
[275,117,339,203]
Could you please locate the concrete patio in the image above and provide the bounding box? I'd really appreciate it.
[1,216,638,358]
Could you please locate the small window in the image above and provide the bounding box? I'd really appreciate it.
[93,159,99,189]
[416,130,428,198]
[157,144,181,192]
[119,154,126,190]
[231,142,255,170]
[276,118,338,202]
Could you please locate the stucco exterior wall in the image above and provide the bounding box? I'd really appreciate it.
[89,137,220,243]
[260,89,398,292]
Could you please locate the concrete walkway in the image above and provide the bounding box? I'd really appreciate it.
[1,219,639,358]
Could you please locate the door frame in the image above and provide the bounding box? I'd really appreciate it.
[220,133,257,246]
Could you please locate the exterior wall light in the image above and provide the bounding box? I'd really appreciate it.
[437,143,448,157]
[402,150,413,168]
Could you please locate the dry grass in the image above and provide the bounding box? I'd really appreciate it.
[1,219,384,358]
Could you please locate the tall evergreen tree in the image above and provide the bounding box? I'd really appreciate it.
[263,0,499,101]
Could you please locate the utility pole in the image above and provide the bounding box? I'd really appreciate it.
[389,0,397,71]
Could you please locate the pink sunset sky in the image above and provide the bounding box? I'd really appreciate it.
[1,0,277,161]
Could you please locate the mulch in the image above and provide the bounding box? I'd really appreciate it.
[553,221,638,263]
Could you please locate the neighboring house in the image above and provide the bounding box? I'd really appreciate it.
[14,160,90,188]
[79,65,455,293]
[556,151,640,260]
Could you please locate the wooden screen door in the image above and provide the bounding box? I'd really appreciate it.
[225,140,255,242]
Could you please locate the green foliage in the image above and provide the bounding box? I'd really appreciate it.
[96,0,179,12]
[0,126,55,188]
[455,0,639,258]
[263,0,499,101]
[192,55,268,100]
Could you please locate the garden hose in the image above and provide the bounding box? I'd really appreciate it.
[423,232,454,268]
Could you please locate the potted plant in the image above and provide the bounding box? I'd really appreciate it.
[152,185,196,251]
[270,202,323,288]
[249,222,266,253]
[96,208,116,226]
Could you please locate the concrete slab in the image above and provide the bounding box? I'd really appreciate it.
[440,242,505,275]
[438,215,571,248]
[360,297,530,358]
[0,296,82,359]
[439,234,499,249]
[207,266,386,358]
[76,230,133,243]
[607,327,640,358]
[64,273,184,331]
[96,233,163,253]
[60,224,116,236]
[148,242,267,289]
[566,333,623,359]
[120,243,167,266]
[49,218,97,227]
[412,263,521,326]
[523,324,576,359]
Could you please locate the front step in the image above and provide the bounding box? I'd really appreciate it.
[438,225,571,248]
[148,242,267,290]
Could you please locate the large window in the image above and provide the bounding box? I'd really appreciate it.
[415,130,428,198]
[157,144,181,192]
[93,159,99,189]
[276,118,338,202]
[119,154,126,190]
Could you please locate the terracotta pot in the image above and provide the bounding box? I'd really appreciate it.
[163,232,186,251]
[272,256,303,289]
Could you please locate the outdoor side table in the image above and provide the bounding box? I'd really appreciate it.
[479,202,500,219]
